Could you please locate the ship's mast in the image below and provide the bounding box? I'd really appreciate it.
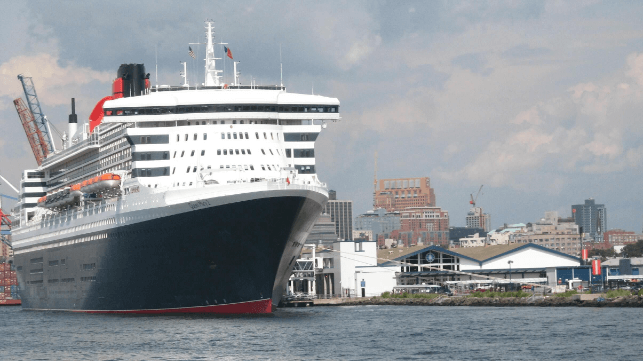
[204,21,222,86]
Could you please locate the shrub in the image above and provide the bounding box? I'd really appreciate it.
[381,291,391,298]
[605,290,631,298]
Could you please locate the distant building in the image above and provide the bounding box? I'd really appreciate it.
[324,198,353,240]
[399,207,449,245]
[572,198,606,242]
[603,229,640,245]
[449,227,486,245]
[513,211,581,256]
[352,230,373,241]
[305,213,338,248]
[354,208,401,244]
[466,207,491,232]
[373,177,436,212]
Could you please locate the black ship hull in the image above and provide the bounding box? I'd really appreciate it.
[15,192,324,313]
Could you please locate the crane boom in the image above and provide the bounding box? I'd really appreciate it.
[14,98,49,165]
[469,185,484,207]
[17,74,56,153]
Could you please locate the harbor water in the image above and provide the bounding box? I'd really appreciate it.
[0,305,641,360]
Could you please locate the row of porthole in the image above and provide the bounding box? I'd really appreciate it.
[176,131,280,142]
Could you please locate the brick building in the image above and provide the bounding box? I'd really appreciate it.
[399,207,449,245]
[373,177,436,212]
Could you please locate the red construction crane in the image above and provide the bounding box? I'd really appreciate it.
[470,185,484,207]
[14,98,50,165]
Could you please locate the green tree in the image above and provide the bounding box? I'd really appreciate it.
[588,247,615,261]
[621,239,643,258]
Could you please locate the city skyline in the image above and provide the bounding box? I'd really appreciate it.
[1,2,643,232]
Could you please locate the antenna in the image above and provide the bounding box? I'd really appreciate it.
[155,45,158,89]
[280,44,283,88]
[234,61,240,86]
[180,61,188,87]
[374,151,378,192]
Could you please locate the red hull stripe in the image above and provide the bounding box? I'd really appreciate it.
[69,299,272,314]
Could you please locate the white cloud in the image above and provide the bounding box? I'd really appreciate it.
[0,53,112,110]
[438,51,643,189]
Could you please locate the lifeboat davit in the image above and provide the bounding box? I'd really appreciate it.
[80,173,121,194]
[43,185,83,209]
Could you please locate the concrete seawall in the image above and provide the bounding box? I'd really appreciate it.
[312,295,643,307]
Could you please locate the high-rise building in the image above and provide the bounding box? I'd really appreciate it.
[305,213,338,248]
[572,199,606,242]
[354,208,401,243]
[324,198,353,241]
[373,177,436,212]
[466,207,491,232]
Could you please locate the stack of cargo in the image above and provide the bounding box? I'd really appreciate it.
[0,263,20,306]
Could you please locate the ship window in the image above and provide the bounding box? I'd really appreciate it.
[247,149,251,155]
[229,149,233,155]
[233,120,238,124]
[193,166,197,172]
[269,149,274,155]
[286,149,291,158]
[224,149,228,155]
[186,167,190,173]
[176,135,180,142]
[245,132,249,139]
[194,133,197,140]
[201,150,205,156]
[203,133,207,140]
[250,165,254,170]
[267,165,272,170]
[173,151,176,158]
[263,132,267,139]
[217,149,221,155]
[61,259,65,265]
[163,152,168,159]
[261,149,265,155]
[255,132,259,139]
[241,149,246,155]
[234,132,238,139]
[227,132,231,139]
[261,165,265,170]
[172,167,176,174]
[271,133,274,140]
[235,149,240,155]
[221,133,225,139]
[181,151,185,157]
[185,134,188,141]
[191,150,195,157]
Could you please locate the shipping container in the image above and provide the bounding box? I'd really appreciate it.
[10,271,16,277]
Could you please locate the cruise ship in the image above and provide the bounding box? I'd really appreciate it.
[10,22,339,313]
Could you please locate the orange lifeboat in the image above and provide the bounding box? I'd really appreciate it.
[37,196,47,208]
[80,173,121,193]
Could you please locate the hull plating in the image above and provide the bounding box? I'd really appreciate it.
[15,192,324,313]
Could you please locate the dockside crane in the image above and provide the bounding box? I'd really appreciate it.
[17,74,56,154]
[0,174,19,231]
[469,185,484,208]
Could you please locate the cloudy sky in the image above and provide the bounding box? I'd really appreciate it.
[1,1,643,232]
